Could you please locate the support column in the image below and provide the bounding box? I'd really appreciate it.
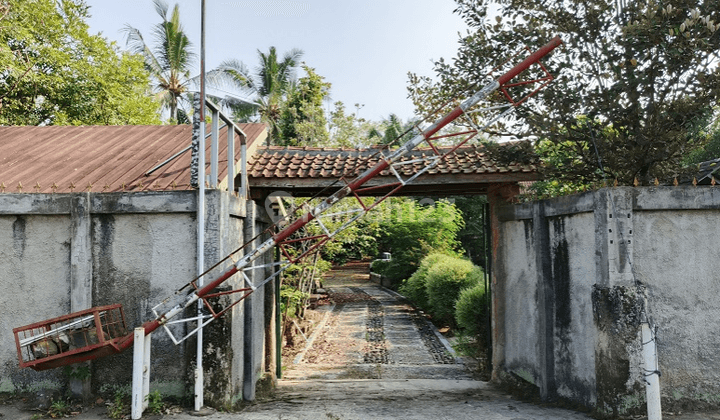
[258,202,277,382]
[69,193,92,399]
[487,183,519,382]
[532,199,555,400]
[243,201,264,401]
[70,193,92,312]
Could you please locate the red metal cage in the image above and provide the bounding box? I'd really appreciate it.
[13,304,128,371]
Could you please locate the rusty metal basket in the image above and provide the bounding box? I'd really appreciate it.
[13,304,128,371]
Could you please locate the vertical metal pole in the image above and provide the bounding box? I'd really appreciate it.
[227,127,235,193]
[240,141,247,198]
[131,328,145,419]
[484,201,492,373]
[211,109,219,188]
[195,0,206,411]
[275,246,282,379]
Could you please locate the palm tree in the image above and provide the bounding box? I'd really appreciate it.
[368,114,417,145]
[212,47,303,144]
[123,0,195,123]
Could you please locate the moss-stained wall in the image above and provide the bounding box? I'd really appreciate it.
[0,191,252,407]
[0,215,71,393]
[496,187,720,415]
[91,213,196,391]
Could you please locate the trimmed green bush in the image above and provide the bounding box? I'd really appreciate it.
[455,283,488,338]
[425,256,483,326]
[398,252,449,311]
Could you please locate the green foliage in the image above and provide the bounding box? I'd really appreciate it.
[370,258,391,274]
[398,252,450,311]
[63,365,91,380]
[47,399,70,418]
[375,199,464,288]
[146,390,165,414]
[282,196,381,265]
[213,47,303,143]
[520,136,604,200]
[280,285,308,318]
[107,390,128,419]
[411,0,720,185]
[321,216,380,264]
[425,255,483,326]
[278,65,331,146]
[455,282,488,338]
[123,0,194,123]
[328,101,378,148]
[684,117,720,165]
[367,114,419,145]
[447,196,488,267]
[0,0,161,125]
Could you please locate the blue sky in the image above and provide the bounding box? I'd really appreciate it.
[84,0,469,122]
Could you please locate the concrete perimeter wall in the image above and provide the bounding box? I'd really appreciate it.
[0,190,271,407]
[494,186,720,416]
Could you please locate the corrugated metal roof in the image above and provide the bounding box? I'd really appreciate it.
[0,124,266,193]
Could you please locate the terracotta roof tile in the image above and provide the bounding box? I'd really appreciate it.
[248,143,537,181]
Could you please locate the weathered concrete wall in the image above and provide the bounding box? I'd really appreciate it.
[497,219,541,389]
[548,213,596,406]
[632,191,720,410]
[495,186,720,415]
[91,212,196,395]
[200,190,247,408]
[0,190,265,408]
[0,214,72,394]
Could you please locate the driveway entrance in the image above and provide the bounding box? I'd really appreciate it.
[238,262,593,420]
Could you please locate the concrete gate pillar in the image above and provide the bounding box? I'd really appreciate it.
[487,183,520,382]
[69,193,92,399]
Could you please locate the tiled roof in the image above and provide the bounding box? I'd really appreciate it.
[0,124,266,193]
[249,144,537,179]
[247,143,539,197]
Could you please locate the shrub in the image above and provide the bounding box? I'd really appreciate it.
[455,283,488,338]
[376,199,464,288]
[425,256,483,326]
[370,259,391,274]
[280,285,309,318]
[454,283,489,360]
[398,252,449,311]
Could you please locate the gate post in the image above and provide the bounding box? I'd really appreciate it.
[131,328,151,419]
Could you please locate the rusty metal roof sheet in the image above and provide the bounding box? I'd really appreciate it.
[0,124,266,193]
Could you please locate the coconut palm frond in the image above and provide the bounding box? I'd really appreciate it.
[121,25,163,76]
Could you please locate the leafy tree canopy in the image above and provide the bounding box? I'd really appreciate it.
[328,101,378,148]
[410,0,720,185]
[374,199,464,287]
[277,64,331,146]
[0,0,161,125]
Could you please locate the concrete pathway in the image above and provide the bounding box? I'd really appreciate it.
[233,261,593,419]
